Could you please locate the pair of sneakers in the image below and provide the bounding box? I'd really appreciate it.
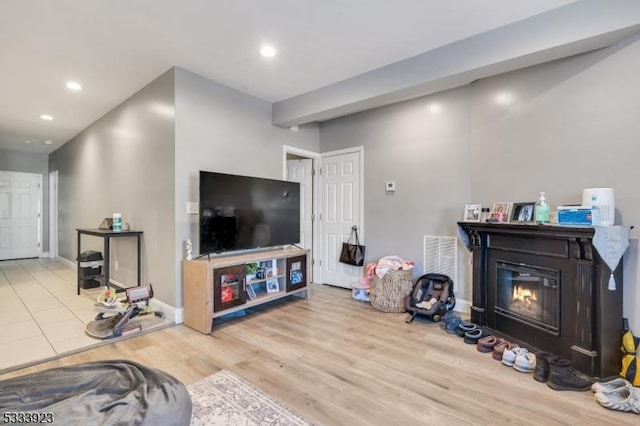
[592,377,640,414]
[502,347,536,373]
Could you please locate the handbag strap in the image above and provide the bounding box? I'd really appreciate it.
[348,226,360,246]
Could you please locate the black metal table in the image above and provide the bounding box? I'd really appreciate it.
[76,228,143,295]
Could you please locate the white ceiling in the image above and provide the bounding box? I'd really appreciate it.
[0,0,582,154]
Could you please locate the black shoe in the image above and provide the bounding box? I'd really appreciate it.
[546,355,592,391]
[533,351,551,383]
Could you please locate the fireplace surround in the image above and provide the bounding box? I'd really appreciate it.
[457,222,625,379]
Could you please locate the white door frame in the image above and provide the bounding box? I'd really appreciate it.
[282,145,320,281]
[318,146,364,286]
[49,170,58,258]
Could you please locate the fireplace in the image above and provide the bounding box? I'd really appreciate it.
[495,262,559,334]
[457,222,624,379]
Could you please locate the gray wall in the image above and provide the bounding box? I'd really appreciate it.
[470,34,640,330]
[0,149,50,252]
[173,67,319,307]
[46,66,318,310]
[318,33,640,330]
[49,69,176,305]
[319,87,473,301]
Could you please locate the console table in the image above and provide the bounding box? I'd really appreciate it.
[76,228,143,295]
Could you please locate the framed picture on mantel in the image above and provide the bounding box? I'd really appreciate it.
[464,203,481,222]
[491,202,511,223]
[511,202,536,223]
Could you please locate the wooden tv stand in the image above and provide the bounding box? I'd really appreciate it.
[183,247,310,334]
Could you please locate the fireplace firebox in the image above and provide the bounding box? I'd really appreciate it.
[495,261,560,335]
[457,222,624,379]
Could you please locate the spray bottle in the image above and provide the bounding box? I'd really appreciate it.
[535,192,550,224]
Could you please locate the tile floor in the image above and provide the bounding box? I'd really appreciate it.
[0,258,113,370]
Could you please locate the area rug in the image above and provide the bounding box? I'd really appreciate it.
[187,370,313,426]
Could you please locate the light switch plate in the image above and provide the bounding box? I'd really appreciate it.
[187,202,199,214]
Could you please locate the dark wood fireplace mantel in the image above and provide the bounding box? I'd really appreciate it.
[457,222,624,379]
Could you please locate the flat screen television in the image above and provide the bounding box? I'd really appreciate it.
[199,171,300,254]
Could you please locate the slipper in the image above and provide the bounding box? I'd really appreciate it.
[464,328,487,344]
[477,335,504,353]
[456,322,478,337]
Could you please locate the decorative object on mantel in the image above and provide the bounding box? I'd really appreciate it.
[592,225,630,290]
[463,203,482,222]
[490,202,511,222]
[510,202,535,223]
[534,192,550,224]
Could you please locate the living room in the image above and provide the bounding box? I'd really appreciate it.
[1,1,640,423]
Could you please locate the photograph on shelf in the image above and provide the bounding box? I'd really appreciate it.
[246,283,256,300]
[220,273,238,286]
[463,203,482,222]
[266,279,280,293]
[491,202,512,223]
[290,270,303,285]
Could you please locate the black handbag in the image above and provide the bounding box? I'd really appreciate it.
[339,226,365,266]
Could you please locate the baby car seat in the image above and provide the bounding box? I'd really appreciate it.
[405,273,455,323]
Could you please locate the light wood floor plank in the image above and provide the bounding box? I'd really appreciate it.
[0,284,636,425]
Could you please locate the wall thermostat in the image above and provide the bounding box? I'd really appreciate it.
[386,181,396,192]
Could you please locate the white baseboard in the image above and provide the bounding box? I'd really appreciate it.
[149,298,183,324]
[453,298,472,315]
[58,256,76,269]
[55,257,182,324]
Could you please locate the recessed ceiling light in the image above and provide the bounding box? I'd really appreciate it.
[24,140,31,144]
[259,45,276,57]
[66,81,83,91]
[40,114,53,121]
[44,140,53,145]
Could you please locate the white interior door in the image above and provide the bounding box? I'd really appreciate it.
[0,171,42,260]
[320,149,362,288]
[286,159,313,249]
[49,170,58,258]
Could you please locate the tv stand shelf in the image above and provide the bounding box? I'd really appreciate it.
[183,247,310,334]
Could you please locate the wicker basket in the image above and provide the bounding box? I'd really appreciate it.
[370,268,414,312]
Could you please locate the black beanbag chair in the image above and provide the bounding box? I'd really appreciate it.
[0,360,192,425]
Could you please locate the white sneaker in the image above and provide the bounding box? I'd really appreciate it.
[595,385,640,414]
[502,347,528,367]
[513,351,536,373]
[591,377,630,393]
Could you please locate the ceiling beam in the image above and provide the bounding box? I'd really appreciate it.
[272,0,640,127]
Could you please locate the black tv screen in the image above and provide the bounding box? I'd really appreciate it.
[199,171,300,254]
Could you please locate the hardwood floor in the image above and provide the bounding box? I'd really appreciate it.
[1,284,636,425]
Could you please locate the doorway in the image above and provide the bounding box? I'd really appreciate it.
[0,171,42,260]
[318,148,363,289]
[283,146,363,289]
[283,146,319,282]
[49,170,58,258]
